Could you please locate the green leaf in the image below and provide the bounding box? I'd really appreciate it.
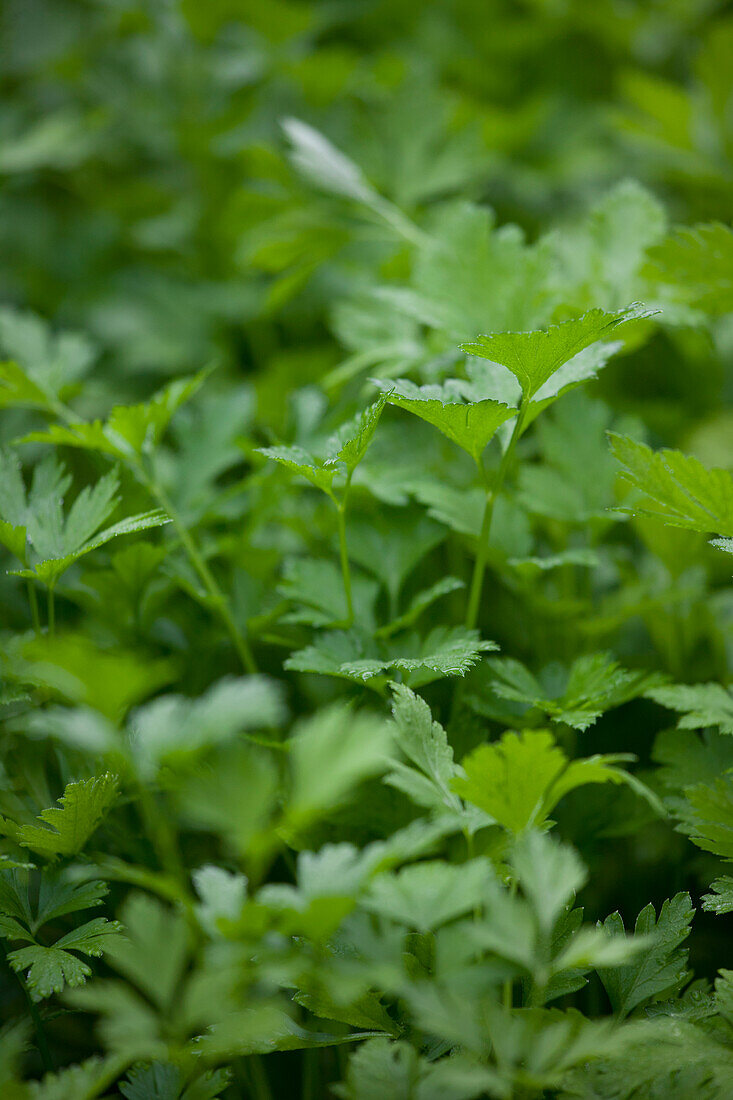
[0,869,108,938]
[347,511,446,609]
[29,1057,122,1100]
[385,684,462,814]
[10,632,176,723]
[9,917,123,1001]
[597,893,694,1017]
[362,859,493,932]
[646,682,733,735]
[129,676,285,780]
[334,1038,506,1100]
[0,307,95,408]
[548,179,667,312]
[11,510,170,588]
[17,774,119,858]
[452,729,639,834]
[257,443,339,496]
[511,830,587,936]
[0,360,56,414]
[679,775,733,860]
[1,454,169,586]
[702,877,733,916]
[388,627,498,685]
[279,557,378,629]
[295,986,396,1036]
[646,222,733,314]
[378,200,556,341]
[21,370,210,460]
[119,1064,181,1100]
[176,744,278,856]
[101,893,189,1012]
[462,305,652,400]
[609,433,733,536]
[479,652,664,732]
[653,728,733,797]
[35,872,110,929]
[120,1064,231,1100]
[193,865,248,936]
[328,391,389,474]
[286,627,496,688]
[283,117,380,206]
[288,704,393,825]
[375,379,516,467]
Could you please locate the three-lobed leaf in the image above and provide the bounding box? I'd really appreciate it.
[461,305,652,401]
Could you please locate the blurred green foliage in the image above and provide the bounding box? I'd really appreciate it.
[0,1,732,1097]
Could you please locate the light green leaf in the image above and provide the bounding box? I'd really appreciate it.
[385,684,461,814]
[28,1056,121,1100]
[192,865,248,937]
[363,859,493,932]
[0,307,95,408]
[257,443,339,496]
[328,392,390,473]
[1,454,169,586]
[375,379,516,466]
[21,370,210,460]
[453,729,642,834]
[101,893,189,1012]
[283,117,379,206]
[646,222,733,314]
[462,305,652,400]
[511,831,587,935]
[646,682,733,735]
[288,704,393,825]
[609,433,733,536]
[334,1038,507,1100]
[129,676,285,780]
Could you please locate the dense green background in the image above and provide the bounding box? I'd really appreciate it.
[1,1,733,1097]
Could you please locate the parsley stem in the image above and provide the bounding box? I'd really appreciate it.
[336,501,354,627]
[27,581,41,636]
[46,587,55,637]
[137,784,190,900]
[0,940,53,1072]
[245,1054,273,1100]
[370,195,431,249]
[465,399,528,630]
[502,876,520,1010]
[142,474,258,675]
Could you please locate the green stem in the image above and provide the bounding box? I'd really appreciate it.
[27,581,41,637]
[370,195,431,249]
[465,400,528,630]
[246,1054,273,1100]
[302,1049,319,1100]
[46,587,55,638]
[502,876,520,1010]
[137,785,190,902]
[143,473,257,674]
[0,940,53,1072]
[336,501,354,627]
